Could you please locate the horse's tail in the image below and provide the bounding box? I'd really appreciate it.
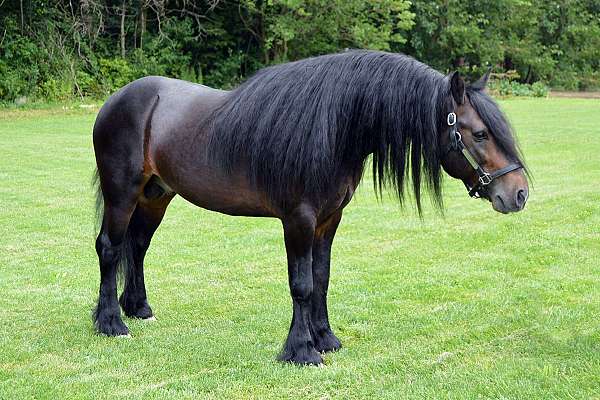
[91,168,135,288]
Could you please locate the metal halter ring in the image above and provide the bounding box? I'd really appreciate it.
[447,112,457,126]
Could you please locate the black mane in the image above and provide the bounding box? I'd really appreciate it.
[207,50,520,210]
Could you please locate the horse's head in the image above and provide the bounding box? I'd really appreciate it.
[440,71,529,213]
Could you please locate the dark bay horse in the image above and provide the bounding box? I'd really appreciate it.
[92,50,528,365]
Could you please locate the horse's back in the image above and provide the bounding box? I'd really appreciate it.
[93,76,226,158]
[94,76,223,133]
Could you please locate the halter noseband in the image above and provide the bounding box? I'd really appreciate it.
[446,112,522,198]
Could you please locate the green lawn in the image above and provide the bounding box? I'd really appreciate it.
[1,99,599,399]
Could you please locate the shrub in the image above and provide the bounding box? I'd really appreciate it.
[76,70,103,98]
[488,79,548,98]
[531,81,549,97]
[39,78,73,101]
[97,58,139,95]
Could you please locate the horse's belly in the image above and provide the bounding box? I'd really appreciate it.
[152,146,278,218]
[169,174,278,218]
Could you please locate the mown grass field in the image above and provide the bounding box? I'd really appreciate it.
[1,98,599,399]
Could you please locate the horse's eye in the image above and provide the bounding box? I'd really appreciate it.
[472,130,488,140]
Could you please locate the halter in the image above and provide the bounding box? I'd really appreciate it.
[446,112,522,198]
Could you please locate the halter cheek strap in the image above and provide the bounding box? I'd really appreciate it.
[447,112,522,198]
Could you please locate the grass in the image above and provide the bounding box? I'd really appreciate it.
[1,98,600,399]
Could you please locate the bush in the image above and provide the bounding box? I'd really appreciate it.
[203,50,245,89]
[39,78,73,101]
[531,81,549,97]
[549,70,580,91]
[97,58,139,95]
[488,79,548,98]
[76,70,103,98]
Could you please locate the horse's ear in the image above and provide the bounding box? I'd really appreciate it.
[471,67,492,90]
[449,71,465,105]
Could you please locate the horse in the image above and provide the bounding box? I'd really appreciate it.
[92,50,529,365]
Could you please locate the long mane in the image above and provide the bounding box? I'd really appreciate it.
[207,50,453,210]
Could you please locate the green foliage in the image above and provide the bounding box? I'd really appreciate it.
[138,18,196,79]
[39,78,73,101]
[0,18,44,101]
[0,0,598,102]
[75,70,103,98]
[489,79,549,98]
[531,81,550,97]
[239,0,414,63]
[407,0,598,88]
[97,58,137,95]
[202,50,246,89]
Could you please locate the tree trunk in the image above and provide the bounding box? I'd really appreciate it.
[524,65,532,84]
[20,0,24,34]
[139,2,146,49]
[257,0,269,64]
[81,0,91,45]
[120,1,126,57]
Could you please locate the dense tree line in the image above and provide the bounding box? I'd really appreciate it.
[0,0,599,102]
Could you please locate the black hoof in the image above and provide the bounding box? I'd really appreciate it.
[314,329,342,353]
[278,343,323,365]
[119,295,154,319]
[94,309,129,336]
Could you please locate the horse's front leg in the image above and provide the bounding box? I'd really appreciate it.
[278,204,322,365]
[311,210,342,353]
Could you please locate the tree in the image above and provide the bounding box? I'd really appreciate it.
[0,0,599,101]
[238,0,414,63]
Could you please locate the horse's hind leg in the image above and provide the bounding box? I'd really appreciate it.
[95,199,138,336]
[119,189,174,319]
[93,88,161,335]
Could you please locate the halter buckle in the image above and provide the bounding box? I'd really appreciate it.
[447,112,457,126]
[478,173,492,186]
[450,130,463,150]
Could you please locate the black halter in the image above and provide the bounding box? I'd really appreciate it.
[446,112,522,198]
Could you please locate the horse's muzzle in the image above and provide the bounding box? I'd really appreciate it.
[492,187,528,213]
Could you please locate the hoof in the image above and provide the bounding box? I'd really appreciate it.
[314,330,342,353]
[95,311,129,337]
[278,345,323,365]
[143,316,157,322]
[116,333,132,339]
[120,296,154,319]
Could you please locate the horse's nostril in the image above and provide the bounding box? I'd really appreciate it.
[495,194,506,211]
[515,189,527,209]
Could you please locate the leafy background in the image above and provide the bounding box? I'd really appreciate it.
[1,0,599,102]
